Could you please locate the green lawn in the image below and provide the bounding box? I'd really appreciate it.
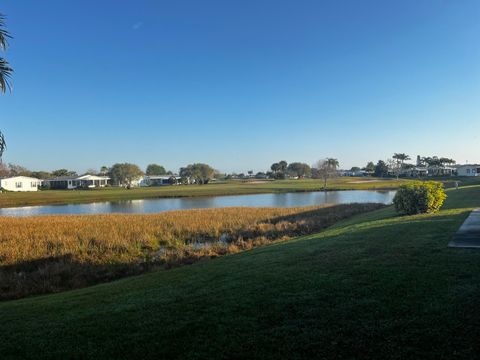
[0,177,411,208]
[1,186,480,359]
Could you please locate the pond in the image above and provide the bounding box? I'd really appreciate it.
[0,190,396,217]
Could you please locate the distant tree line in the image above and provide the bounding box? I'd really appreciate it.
[2,151,461,189]
[0,161,220,188]
[354,154,458,179]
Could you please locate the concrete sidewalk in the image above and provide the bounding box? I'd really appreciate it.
[448,209,480,248]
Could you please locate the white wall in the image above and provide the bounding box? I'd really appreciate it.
[457,166,479,177]
[0,176,42,192]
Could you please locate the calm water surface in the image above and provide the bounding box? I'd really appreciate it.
[0,190,396,217]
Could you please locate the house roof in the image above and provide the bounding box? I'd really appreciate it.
[46,176,78,181]
[0,176,42,181]
[427,165,456,170]
[76,175,110,180]
[46,175,110,181]
[145,175,181,180]
[457,164,480,168]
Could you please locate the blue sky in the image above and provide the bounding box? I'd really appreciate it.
[1,0,479,173]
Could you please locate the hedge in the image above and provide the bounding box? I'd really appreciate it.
[393,181,447,215]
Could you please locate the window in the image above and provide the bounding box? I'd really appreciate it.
[15,182,23,188]
[467,169,471,174]
[31,182,37,187]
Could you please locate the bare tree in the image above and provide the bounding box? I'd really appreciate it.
[387,158,401,179]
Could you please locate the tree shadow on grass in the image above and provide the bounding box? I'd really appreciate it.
[0,255,151,301]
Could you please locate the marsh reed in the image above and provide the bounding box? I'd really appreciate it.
[0,203,384,299]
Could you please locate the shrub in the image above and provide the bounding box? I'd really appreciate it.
[393,181,446,215]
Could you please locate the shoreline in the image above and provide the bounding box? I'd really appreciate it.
[0,184,402,209]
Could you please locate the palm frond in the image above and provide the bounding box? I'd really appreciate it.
[0,57,12,93]
[0,14,11,50]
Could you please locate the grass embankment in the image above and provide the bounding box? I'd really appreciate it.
[0,203,383,300]
[0,177,409,208]
[1,186,480,359]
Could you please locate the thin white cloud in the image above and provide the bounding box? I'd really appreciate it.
[132,22,143,30]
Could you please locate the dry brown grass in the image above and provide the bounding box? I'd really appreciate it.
[0,203,384,300]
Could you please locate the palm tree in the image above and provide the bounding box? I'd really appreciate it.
[0,13,12,162]
[278,160,288,173]
[326,158,339,170]
[393,153,411,165]
[270,163,280,174]
[0,13,12,93]
[392,153,411,179]
[315,158,339,189]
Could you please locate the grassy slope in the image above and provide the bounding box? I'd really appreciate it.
[0,177,409,208]
[1,186,480,359]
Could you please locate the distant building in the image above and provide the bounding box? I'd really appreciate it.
[400,165,455,177]
[0,176,42,192]
[140,175,182,186]
[401,167,428,177]
[340,170,366,177]
[456,165,480,177]
[426,165,456,177]
[44,174,110,189]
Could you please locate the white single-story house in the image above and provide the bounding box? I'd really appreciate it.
[456,164,480,177]
[340,170,367,177]
[140,175,182,186]
[401,167,428,177]
[426,165,456,177]
[44,175,110,189]
[0,176,42,192]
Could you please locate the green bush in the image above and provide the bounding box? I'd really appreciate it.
[393,181,447,215]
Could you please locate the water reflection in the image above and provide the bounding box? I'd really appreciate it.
[0,190,396,217]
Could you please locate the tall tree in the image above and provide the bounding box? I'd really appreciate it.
[0,13,13,162]
[327,158,339,170]
[278,160,288,173]
[7,163,30,176]
[108,163,143,187]
[51,169,78,177]
[393,153,411,166]
[392,153,411,179]
[0,13,12,93]
[315,158,339,189]
[270,163,280,174]
[100,166,109,176]
[30,171,52,180]
[439,157,456,166]
[287,162,311,178]
[146,163,167,176]
[179,163,215,185]
[85,169,98,175]
[364,162,375,173]
[374,160,388,177]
